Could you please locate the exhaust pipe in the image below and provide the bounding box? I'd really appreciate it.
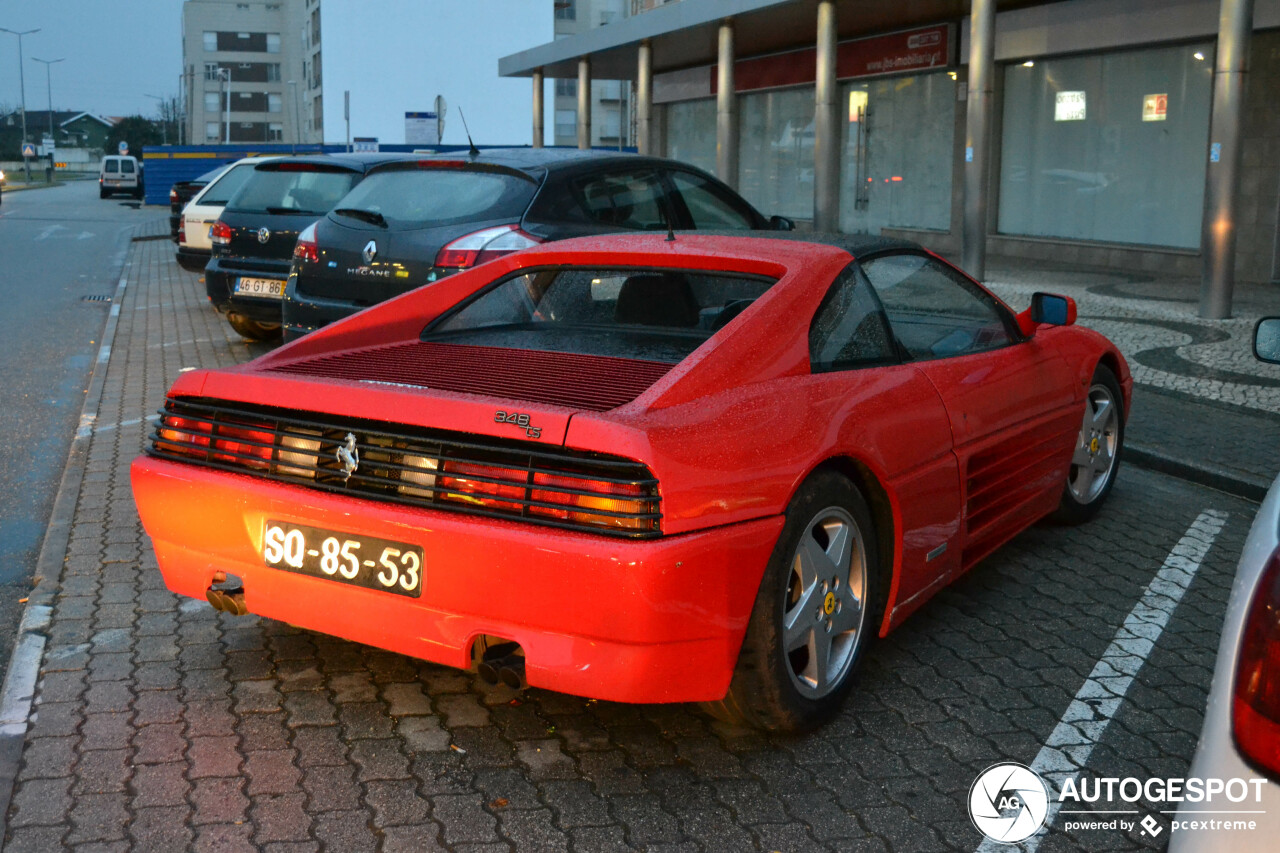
[205,572,249,616]
[475,641,526,688]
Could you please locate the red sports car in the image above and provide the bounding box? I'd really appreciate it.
[131,233,1130,731]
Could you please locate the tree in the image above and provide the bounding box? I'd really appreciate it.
[104,115,161,156]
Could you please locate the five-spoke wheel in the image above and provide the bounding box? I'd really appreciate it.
[1054,364,1125,523]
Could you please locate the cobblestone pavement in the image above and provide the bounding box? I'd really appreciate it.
[0,235,1269,851]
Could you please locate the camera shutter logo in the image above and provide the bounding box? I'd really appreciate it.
[968,763,1050,843]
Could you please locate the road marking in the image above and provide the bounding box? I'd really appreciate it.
[974,509,1228,853]
[88,414,160,435]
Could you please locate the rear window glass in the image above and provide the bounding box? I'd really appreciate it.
[198,163,256,206]
[120,160,135,174]
[423,267,775,363]
[103,159,119,173]
[227,166,359,215]
[333,167,536,229]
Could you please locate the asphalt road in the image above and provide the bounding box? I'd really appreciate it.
[0,180,163,667]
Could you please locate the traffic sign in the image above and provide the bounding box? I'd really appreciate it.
[118,141,129,155]
[21,142,35,158]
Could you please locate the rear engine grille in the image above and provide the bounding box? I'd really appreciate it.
[148,397,662,538]
[269,342,673,412]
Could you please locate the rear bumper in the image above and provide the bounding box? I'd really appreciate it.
[131,456,782,704]
[205,258,288,324]
[281,281,366,341]
[177,246,211,272]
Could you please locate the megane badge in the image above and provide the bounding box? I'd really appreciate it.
[362,240,378,265]
[335,433,359,481]
[257,227,271,244]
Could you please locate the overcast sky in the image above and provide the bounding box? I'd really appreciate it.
[0,1,183,119]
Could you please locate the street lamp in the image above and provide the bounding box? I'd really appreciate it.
[31,57,62,146]
[216,66,231,144]
[144,93,167,144]
[0,27,41,181]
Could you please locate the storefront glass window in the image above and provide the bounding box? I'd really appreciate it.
[998,43,1214,248]
[839,72,955,234]
[664,99,716,176]
[738,87,815,221]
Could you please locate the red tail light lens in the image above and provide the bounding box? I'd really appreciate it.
[210,422,274,470]
[435,225,542,269]
[157,416,212,456]
[529,473,651,531]
[169,188,178,203]
[294,221,319,263]
[210,220,233,246]
[1234,546,1280,777]
[437,461,526,512]
[177,220,187,244]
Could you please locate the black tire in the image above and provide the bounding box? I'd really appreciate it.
[1051,364,1124,524]
[99,188,108,199]
[702,470,883,732]
[227,313,282,342]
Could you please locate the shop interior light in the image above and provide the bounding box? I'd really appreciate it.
[1022,60,1035,67]
[1193,51,1206,61]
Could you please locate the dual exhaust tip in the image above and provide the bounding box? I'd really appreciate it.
[475,641,527,690]
[206,572,248,616]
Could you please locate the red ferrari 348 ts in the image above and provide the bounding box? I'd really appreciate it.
[131,233,1130,731]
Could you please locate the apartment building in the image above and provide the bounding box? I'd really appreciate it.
[181,0,309,145]
[551,0,633,147]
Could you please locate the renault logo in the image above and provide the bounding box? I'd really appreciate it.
[335,432,359,481]
[257,227,271,244]
[362,240,377,265]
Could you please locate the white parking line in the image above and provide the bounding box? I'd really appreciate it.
[975,509,1229,853]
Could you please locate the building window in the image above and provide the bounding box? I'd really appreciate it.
[555,109,576,142]
[267,63,282,82]
[998,42,1213,248]
[666,99,716,174]
[204,62,221,81]
[839,73,956,234]
[555,0,575,20]
[268,94,283,113]
[555,79,576,98]
[203,31,217,52]
[737,87,815,221]
[205,93,221,113]
[268,122,283,141]
[206,122,220,140]
[267,33,281,53]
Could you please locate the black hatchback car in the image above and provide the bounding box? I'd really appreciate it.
[206,153,410,341]
[281,149,792,341]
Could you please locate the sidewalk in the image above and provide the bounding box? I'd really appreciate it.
[985,258,1280,500]
[0,235,1273,851]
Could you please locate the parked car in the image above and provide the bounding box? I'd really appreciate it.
[100,155,142,199]
[169,165,227,241]
[206,153,409,341]
[132,232,1129,731]
[282,148,793,341]
[1170,317,1280,851]
[177,158,260,272]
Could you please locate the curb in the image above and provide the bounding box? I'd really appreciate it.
[0,224,142,836]
[1126,444,1269,503]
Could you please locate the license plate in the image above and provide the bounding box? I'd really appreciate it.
[262,520,424,598]
[235,277,285,298]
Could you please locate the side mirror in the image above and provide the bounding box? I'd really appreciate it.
[1030,292,1076,326]
[1254,317,1280,364]
[769,215,795,232]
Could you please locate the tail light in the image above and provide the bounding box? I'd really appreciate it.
[209,422,274,470]
[294,221,319,263]
[529,472,652,532]
[157,416,212,456]
[169,188,178,203]
[210,220,233,246]
[178,220,186,245]
[435,225,542,270]
[1234,546,1280,777]
[437,461,527,512]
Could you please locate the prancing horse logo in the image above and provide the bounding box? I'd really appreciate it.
[335,432,359,481]
[362,239,378,265]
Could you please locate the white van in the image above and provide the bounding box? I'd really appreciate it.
[100,155,142,199]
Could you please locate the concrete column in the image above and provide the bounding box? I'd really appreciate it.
[532,69,544,148]
[716,20,738,188]
[813,1,840,231]
[636,40,653,155]
[1200,0,1255,319]
[962,0,996,281]
[577,57,592,150]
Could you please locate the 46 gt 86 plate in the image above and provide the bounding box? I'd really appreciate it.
[263,520,424,597]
